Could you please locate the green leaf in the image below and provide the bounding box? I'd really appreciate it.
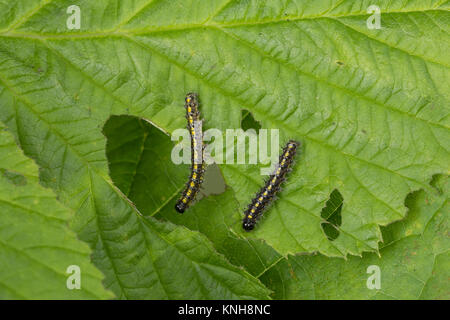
[259,175,449,299]
[0,123,113,299]
[103,115,188,213]
[0,0,448,297]
[156,189,284,278]
[104,115,281,279]
[86,168,270,299]
[136,215,272,299]
[320,189,343,241]
[103,116,271,299]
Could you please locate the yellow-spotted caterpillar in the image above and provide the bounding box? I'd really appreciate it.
[243,140,300,231]
[175,93,206,213]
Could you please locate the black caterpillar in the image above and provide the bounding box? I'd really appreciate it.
[175,93,206,213]
[242,140,300,231]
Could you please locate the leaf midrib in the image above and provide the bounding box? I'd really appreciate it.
[2,3,448,36]
[2,15,448,134]
[4,25,446,135]
[2,12,449,70]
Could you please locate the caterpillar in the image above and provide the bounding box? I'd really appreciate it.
[175,93,206,214]
[242,140,300,231]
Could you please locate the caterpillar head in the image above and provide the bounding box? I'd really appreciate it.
[175,202,186,214]
[242,218,255,231]
[185,92,198,107]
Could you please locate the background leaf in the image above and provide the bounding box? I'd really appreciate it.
[0,122,113,299]
[258,175,449,299]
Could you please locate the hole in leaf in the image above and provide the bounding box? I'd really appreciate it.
[321,189,343,241]
[241,109,261,131]
[430,173,444,195]
[103,115,226,217]
[197,163,226,200]
[0,169,27,186]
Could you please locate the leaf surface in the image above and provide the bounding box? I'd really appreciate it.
[259,175,449,299]
[0,123,113,299]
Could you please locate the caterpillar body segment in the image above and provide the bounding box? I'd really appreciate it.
[175,93,206,213]
[242,140,300,231]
